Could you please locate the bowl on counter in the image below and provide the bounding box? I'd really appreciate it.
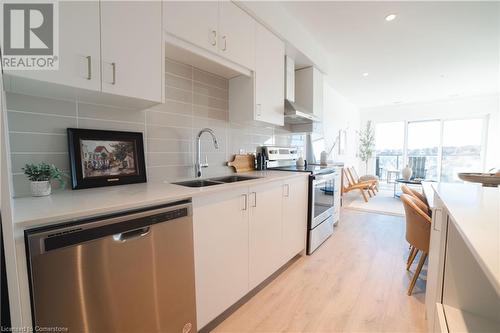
[458,172,500,187]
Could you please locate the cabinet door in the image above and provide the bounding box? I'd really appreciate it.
[192,188,249,329]
[100,1,162,102]
[313,68,323,118]
[218,1,255,70]
[425,199,449,333]
[163,1,219,53]
[282,177,308,263]
[248,181,284,289]
[4,1,100,91]
[255,23,285,126]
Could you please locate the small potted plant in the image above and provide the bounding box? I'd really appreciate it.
[22,163,66,197]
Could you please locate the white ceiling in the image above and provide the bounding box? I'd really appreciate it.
[278,1,500,108]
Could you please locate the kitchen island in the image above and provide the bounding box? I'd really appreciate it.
[423,182,499,333]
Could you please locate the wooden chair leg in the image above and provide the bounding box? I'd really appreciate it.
[406,246,415,265]
[408,253,427,295]
[360,189,368,202]
[406,247,418,270]
[407,249,419,271]
[368,189,373,197]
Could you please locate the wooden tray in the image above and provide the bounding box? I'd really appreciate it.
[458,173,500,187]
[227,154,255,173]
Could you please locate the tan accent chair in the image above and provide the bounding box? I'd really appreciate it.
[342,168,373,202]
[350,166,379,192]
[401,184,430,215]
[401,183,427,205]
[345,167,377,197]
[401,194,431,295]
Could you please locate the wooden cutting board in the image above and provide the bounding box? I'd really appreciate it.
[227,154,255,173]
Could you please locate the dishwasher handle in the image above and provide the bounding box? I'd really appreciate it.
[113,226,150,242]
[26,201,191,256]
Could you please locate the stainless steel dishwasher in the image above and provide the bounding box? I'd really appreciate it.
[25,200,196,333]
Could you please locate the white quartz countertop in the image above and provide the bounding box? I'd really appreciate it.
[431,182,499,293]
[11,170,308,229]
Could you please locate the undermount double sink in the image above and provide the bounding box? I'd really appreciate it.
[173,175,260,188]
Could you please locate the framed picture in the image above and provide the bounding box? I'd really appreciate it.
[67,128,147,190]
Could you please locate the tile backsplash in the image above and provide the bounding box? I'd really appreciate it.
[6,58,303,197]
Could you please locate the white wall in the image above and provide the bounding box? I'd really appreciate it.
[360,93,500,171]
[322,82,360,168]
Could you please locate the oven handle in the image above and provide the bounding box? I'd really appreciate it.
[312,172,336,184]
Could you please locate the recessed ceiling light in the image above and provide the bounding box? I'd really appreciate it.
[362,72,369,77]
[385,14,397,22]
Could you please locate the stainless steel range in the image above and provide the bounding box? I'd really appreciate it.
[261,146,342,254]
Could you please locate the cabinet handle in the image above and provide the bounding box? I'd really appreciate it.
[432,208,442,231]
[221,35,227,51]
[251,192,257,208]
[110,62,116,85]
[241,194,248,211]
[283,184,290,197]
[256,104,262,117]
[85,56,92,80]
[210,29,217,46]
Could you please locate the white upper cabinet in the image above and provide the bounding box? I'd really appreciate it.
[295,66,324,119]
[218,1,255,70]
[3,1,163,104]
[163,1,219,53]
[254,22,285,126]
[229,22,285,126]
[4,1,101,91]
[100,1,162,103]
[163,1,255,71]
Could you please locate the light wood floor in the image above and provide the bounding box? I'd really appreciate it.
[213,209,427,333]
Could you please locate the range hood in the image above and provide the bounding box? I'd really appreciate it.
[284,56,320,125]
[285,100,320,124]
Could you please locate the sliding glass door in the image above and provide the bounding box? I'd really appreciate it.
[374,117,486,182]
[441,119,484,182]
[407,120,440,181]
[374,122,404,181]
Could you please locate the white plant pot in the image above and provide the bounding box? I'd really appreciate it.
[402,166,413,180]
[320,151,328,166]
[31,181,51,197]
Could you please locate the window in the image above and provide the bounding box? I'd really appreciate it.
[375,122,404,181]
[407,120,440,181]
[441,119,484,182]
[373,117,486,182]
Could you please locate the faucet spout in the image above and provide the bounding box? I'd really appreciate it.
[195,128,219,178]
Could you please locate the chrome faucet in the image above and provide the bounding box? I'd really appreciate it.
[195,128,219,178]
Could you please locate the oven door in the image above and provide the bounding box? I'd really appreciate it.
[311,172,336,229]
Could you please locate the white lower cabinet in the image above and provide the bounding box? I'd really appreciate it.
[434,303,448,333]
[192,187,249,329]
[248,181,284,289]
[425,197,449,332]
[282,178,308,262]
[192,177,308,329]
